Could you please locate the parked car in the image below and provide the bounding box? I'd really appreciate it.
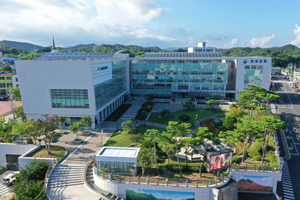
[2,171,19,186]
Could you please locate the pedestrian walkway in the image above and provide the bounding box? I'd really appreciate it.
[281,161,295,200]
[46,130,114,199]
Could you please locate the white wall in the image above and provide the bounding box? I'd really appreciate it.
[94,173,213,200]
[0,143,38,168]
[235,57,272,93]
[16,60,96,119]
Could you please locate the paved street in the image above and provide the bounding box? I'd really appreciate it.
[0,170,18,198]
[274,74,300,200]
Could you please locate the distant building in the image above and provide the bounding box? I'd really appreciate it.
[15,43,271,127]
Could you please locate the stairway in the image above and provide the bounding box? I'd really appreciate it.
[86,165,124,200]
[47,164,85,189]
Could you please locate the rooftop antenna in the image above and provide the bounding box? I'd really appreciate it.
[94,45,98,53]
[51,36,57,53]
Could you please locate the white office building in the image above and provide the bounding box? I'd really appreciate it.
[15,43,272,127]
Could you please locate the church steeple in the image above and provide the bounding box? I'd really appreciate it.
[51,37,57,53]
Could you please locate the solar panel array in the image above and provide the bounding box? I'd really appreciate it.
[144,52,223,58]
[37,52,114,60]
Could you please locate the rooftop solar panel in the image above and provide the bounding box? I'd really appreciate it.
[144,52,223,58]
[37,52,115,60]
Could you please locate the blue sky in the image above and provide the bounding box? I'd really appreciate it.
[1,0,300,49]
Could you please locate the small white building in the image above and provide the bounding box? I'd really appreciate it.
[96,147,140,175]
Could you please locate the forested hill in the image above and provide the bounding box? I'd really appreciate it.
[217,44,300,68]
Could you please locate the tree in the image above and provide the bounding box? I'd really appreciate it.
[12,87,22,101]
[178,114,191,122]
[166,121,191,178]
[256,115,285,164]
[183,100,195,110]
[0,64,12,72]
[56,116,66,130]
[193,127,220,177]
[137,148,155,176]
[81,115,92,130]
[14,106,26,121]
[205,99,219,109]
[157,131,176,167]
[159,109,170,119]
[234,119,261,162]
[121,119,137,134]
[12,118,34,143]
[13,160,48,200]
[145,129,160,176]
[70,121,82,139]
[222,115,237,130]
[35,115,57,154]
[145,94,154,102]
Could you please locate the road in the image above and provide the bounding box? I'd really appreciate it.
[0,170,18,198]
[273,75,300,200]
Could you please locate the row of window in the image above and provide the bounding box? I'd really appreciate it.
[0,77,11,80]
[51,89,89,108]
[0,83,12,88]
[244,65,264,69]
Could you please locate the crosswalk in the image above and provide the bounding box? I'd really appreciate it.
[0,183,12,197]
[282,162,295,199]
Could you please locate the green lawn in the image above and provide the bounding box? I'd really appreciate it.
[148,108,225,127]
[104,125,166,147]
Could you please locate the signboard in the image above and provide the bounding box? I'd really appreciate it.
[238,175,273,193]
[92,63,112,85]
[126,189,195,200]
[206,149,233,172]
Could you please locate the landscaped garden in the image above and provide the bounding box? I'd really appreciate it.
[26,145,67,161]
[102,85,284,184]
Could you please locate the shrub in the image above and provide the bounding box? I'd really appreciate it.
[27,138,33,144]
[247,140,263,158]
[234,142,245,155]
[232,155,241,164]
[253,155,262,161]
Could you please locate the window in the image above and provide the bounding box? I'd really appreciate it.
[178,85,188,90]
[51,89,89,108]
[0,77,4,80]
[15,78,18,82]
[6,77,11,80]
[258,65,263,69]
[251,65,257,69]
[245,65,250,69]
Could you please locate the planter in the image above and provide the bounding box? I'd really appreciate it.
[57,130,68,134]
[82,131,91,136]
[73,139,83,144]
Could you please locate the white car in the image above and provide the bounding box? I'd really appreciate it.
[2,171,19,186]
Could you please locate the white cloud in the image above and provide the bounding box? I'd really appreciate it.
[291,24,300,46]
[224,39,238,47]
[250,34,275,47]
[0,0,165,46]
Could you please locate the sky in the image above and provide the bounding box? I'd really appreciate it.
[2,0,300,49]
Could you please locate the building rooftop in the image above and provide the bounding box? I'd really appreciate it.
[98,147,140,158]
[36,52,115,60]
[144,52,223,58]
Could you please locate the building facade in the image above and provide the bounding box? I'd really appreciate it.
[15,44,271,126]
[16,53,129,127]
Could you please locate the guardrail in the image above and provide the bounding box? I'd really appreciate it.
[44,160,55,200]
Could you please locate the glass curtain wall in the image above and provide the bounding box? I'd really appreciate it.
[130,59,228,98]
[51,89,89,108]
[94,61,126,110]
[97,161,135,174]
[244,65,263,86]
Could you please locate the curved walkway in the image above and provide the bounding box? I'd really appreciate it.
[47,129,114,200]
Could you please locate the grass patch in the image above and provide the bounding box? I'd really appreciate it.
[26,145,67,161]
[0,166,5,171]
[148,108,225,128]
[104,125,166,147]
